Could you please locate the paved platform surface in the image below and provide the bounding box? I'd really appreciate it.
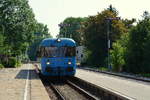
[76,69,150,100]
[0,64,50,100]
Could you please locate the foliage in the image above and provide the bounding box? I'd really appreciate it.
[0,0,52,66]
[8,57,17,67]
[0,0,37,56]
[28,23,52,61]
[122,18,136,30]
[81,48,92,65]
[110,33,129,72]
[1,57,16,67]
[34,23,51,38]
[99,67,108,71]
[0,64,4,68]
[16,59,21,67]
[125,12,150,73]
[28,38,43,61]
[0,0,35,57]
[82,6,127,67]
[143,34,150,73]
[58,17,87,45]
[0,34,5,54]
[110,42,124,72]
[138,73,150,78]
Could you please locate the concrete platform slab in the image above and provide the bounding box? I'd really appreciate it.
[0,64,50,100]
[76,69,150,100]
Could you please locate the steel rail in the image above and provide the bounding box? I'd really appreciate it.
[50,82,66,100]
[34,64,65,100]
[67,80,99,100]
[70,76,135,100]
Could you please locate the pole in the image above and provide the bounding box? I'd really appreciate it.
[2,25,4,35]
[106,17,120,70]
[107,20,110,70]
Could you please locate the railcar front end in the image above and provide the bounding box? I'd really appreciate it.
[37,38,76,76]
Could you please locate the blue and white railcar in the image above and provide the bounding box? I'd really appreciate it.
[38,38,76,76]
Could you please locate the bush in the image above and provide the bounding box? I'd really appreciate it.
[110,33,128,72]
[8,57,17,67]
[2,57,18,68]
[1,57,8,67]
[99,67,108,71]
[110,41,125,72]
[0,64,4,68]
[16,59,21,67]
[140,73,150,78]
[125,16,150,73]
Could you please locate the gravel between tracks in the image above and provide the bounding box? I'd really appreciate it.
[55,83,88,100]
[40,76,91,100]
[44,82,58,100]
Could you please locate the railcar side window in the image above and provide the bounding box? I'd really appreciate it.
[36,47,43,57]
[65,47,75,57]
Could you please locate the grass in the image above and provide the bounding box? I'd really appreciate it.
[99,67,109,71]
[88,66,109,71]
[138,73,150,78]
[85,65,150,78]
[88,66,150,78]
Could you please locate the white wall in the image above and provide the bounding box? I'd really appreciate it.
[76,46,85,63]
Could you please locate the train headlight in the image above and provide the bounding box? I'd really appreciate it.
[46,62,50,65]
[68,62,72,65]
[57,39,61,42]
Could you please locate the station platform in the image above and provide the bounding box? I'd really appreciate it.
[75,68,150,100]
[0,64,50,100]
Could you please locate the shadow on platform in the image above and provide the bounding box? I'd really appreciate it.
[15,69,39,80]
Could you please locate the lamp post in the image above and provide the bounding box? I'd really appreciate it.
[106,17,120,71]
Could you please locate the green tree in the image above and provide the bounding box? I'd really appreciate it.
[110,42,124,72]
[0,0,52,66]
[126,12,150,73]
[0,34,4,54]
[110,33,129,72]
[143,33,150,73]
[28,23,52,61]
[122,18,136,30]
[0,0,37,57]
[82,6,127,67]
[34,23,50,38]
[58,17,87,45]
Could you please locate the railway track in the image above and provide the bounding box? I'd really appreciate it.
[41,76,98,100]
[40,75,134,100]
[66,80,98,100]
[34,64,134,100]
[50,82,66,100]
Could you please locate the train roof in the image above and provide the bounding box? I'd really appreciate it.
[40,38,76,47]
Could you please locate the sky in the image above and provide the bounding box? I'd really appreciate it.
[28,0,150,37]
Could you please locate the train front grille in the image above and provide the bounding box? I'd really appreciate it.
[66,67,74,72]
[45,67,74,73]
[45,67,52,72]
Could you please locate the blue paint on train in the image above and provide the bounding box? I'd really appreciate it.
[40,38,76,47]
[38,38,76,76]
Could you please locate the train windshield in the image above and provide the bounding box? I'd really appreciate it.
[38,47,75,57]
